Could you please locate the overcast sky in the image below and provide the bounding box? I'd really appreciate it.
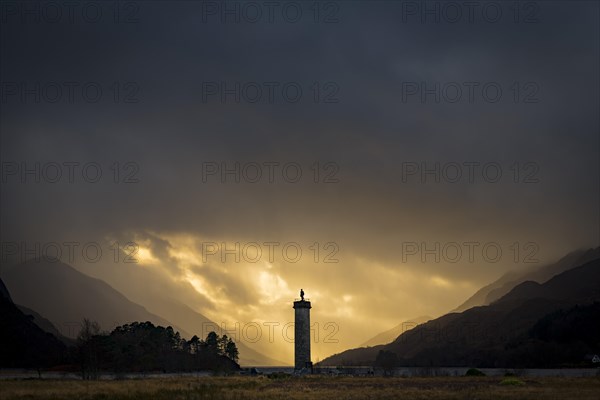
[1,0,598,362]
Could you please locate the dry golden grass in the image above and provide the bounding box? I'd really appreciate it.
[1,376,599,400]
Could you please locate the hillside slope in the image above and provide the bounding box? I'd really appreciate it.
[0,278,67,368]
[360,316,432,347]
[454,247,599,312]
[2,261,191,338]
[1,260,282,366]
[320,255,600,367]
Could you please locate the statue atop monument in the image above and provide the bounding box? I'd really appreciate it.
[300,289,305,301]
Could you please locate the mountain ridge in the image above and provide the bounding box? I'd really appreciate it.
[2,260,189,337]
[453,247,599,312]
[319,250,600,367]
[359,316,432,347]
[1,260,282,366]
[0,277,67,368]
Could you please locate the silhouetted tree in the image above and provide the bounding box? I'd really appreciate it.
[206,331,219,354]
[77,318,102,380]
[225,337,239,362]
[188,335,201,354]
[219,334,228,355]
[72,323,240,374]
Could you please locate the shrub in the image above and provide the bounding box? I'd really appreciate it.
[465,368,486,377]
[500,377,526,386]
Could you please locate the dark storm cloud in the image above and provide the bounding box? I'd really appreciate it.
[1,1,598,293]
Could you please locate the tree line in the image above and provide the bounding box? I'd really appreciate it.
[77,319,239,379]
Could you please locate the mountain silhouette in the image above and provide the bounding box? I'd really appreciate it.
[320,251,600,367]
[453,247,600,312]
[16,304,73,346]
[360,316,432,347]
[0,277,67,368]
[1,260,282,366]
[0,278,11,301]
[2,260,188,337]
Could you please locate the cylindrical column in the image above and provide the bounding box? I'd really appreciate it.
[293,299,312,371]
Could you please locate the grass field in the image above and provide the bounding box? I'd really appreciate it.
[1,376,600,400]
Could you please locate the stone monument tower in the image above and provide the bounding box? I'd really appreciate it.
[293,289,312,371]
